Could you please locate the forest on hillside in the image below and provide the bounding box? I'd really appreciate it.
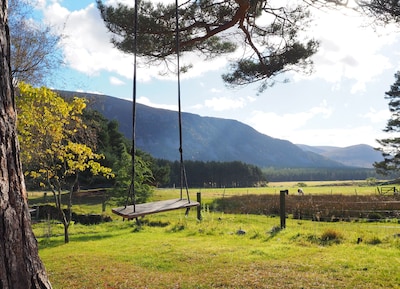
[21,104,385,191]
[158,161,386,187]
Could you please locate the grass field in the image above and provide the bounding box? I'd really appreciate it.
[152,182,383,206]
[27,180,388,214]
[34,212,400,288]
[29,182,400,288]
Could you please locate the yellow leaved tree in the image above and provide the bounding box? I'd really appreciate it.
[16,82,114,243]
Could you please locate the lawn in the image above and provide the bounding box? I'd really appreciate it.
[31,184,400,289]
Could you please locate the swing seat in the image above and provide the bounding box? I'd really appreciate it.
[112,198,200,219]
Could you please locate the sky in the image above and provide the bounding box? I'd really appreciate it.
[32,0,400,148]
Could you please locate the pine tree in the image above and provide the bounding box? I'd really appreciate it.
[0,1,52,287]
[374,71,400,176]
[96,0,318,92]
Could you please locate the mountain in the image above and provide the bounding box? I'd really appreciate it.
[58,90,361,168]
[297,144,383,168]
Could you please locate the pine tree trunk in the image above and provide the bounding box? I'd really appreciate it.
[0,1,52,288]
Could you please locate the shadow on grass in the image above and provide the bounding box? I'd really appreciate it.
[133,218,171,228]
[264,225,283,242]
[38,232,118,249]
[37,218,174,249]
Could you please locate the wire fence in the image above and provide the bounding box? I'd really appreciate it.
[212,194,400,222]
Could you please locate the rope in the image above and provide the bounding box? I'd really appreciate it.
[125,0,191,210]
[175,0,191,203]
[125,0,139,211]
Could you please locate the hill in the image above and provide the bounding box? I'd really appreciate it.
[297,144,383,168]
[58,90,379,168]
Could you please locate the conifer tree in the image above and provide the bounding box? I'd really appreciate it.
[374,71,400,175]
[0,0,52,287]
[97,0,319,92]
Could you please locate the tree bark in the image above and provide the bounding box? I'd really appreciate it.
[0,1,52,288]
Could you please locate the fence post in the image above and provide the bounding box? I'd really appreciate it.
[197,192,202,221]
[280,190,288,229]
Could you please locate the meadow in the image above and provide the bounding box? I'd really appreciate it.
[30,181,400,288]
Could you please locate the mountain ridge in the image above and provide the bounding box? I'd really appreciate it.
[296,144,383,168]
[58,90,382,168]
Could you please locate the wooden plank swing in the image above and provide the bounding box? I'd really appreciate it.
[112,199,200,219]
[112,0,199,220]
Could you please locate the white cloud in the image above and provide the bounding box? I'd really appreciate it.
[42,3,135,78]
[76,89,103,95]
[137,96,178,111]
[210,88,223,93]
[248,111,306,136]
[244,101,388,146]
[360,108,391,124]
[309,100,333,118]
[41,1,400,92]
[104,0,135,7]
[110,76,125,86]
[205,97,244,111]
[248,100,333,135]
[204,95,255,112]
[294,8,398,93]
[40,1,230,84]
[247,113,383,146]
[190,103,204,110]
[285,126,383,147]
[36,1,400,148]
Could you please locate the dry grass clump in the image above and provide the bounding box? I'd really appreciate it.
[320,228,343,244]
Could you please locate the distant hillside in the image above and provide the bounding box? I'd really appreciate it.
[297,144,383,168]
[58,91,352,168]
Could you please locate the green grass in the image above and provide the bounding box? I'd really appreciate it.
[29,184,400,288]
[156,181,384,202]
[34,210,400,289]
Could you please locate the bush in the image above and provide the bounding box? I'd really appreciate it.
[368,212,383,221]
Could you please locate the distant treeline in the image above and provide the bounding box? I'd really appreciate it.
[156,160,386,188]
[262,167,385,182]
[157,160,267,188]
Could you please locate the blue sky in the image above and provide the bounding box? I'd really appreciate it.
[33,0,400,147]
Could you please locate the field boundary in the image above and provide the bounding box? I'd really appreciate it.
[212,194,400,221]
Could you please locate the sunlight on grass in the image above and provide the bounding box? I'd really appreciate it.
[29,183,400,288]
[34,209,400,289]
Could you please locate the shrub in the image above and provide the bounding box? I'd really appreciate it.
[368,212,383,221]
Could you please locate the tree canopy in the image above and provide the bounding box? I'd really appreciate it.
[358,0,400,24]
[96,0,400,92]
[16,83,114,243]
[78,110,156,203]
[374,71,400,176]
[97,0,319,92]
[9,0,62,86]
